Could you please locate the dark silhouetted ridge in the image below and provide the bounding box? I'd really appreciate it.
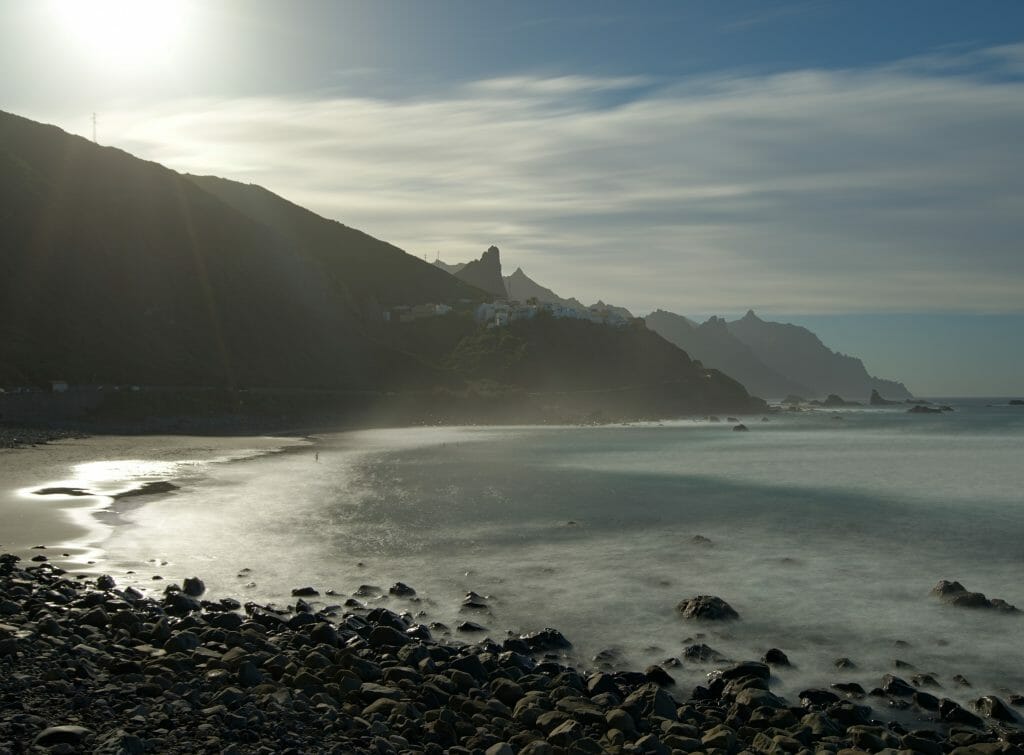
[452,246,508,299]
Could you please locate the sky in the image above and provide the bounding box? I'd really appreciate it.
[1,0,1022,395]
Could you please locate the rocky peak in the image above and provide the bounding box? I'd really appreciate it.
[453,245,507,299]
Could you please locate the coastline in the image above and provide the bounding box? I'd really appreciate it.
[2,556,1021,753]
[0,433,312,565]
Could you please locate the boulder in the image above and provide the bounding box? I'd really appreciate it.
[762,648,790,667]
[676,595,739,621]
[974,695,1018,722]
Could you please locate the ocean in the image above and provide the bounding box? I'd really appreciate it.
[23,399,1024,707]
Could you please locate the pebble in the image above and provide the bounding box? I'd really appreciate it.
[0,552,1019,754]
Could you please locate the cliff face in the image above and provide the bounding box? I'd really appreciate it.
[645,310,812,400]
[727,310,912,399]
[453,246,509,299]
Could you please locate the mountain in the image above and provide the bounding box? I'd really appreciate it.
[448,245,508,298]
[0,110,482,389]
[446,316,765,415]
[727,310,912,399]
[503,267,583,308]
[645,310,812,399]
[432,259,465,275]
[0,109,767,421]
[590,300,634,320]
[185,174,484,317]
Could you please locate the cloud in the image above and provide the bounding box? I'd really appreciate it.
[64,47,1024,315]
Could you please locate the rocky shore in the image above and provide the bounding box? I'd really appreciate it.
[2,557,1022,755]
[0,426,87,450]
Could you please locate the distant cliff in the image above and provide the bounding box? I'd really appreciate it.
[727,310,912,399]
[645,310,812,400]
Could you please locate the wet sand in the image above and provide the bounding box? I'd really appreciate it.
[0,434,309,564]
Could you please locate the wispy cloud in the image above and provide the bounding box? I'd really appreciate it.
[56,46,1024,315]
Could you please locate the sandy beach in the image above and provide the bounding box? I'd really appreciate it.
[0,434,310,565]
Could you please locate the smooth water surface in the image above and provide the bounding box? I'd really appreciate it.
[67,401,1024,701]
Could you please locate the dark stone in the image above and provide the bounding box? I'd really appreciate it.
[732,424,748,432]
[164,591,202,616]
[913,691,940,711]
[676,595,739,621]
[940,697,984,727]
[832,682,865,697]
[974,695,1018,722]
[182,576,205,596]
[799,689,840,708]
[683,643,724,662]
[521,627,572,651]
[33,725,94,747]
[643,664,676,686]
[366,607,408,630]
[309,622,338,646]
[622,682,678,721]
[882,674,916,697]
[291,586,319,597]
[912,673,942,688]
[719,661,770,682]
[96,574,116,590]
[389,581,416,597]
[761,648,790,667]
[367,625,409,648]
[457,621,487,633]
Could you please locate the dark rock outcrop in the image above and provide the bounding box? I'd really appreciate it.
[930,580,1019,612]
[677,595,739,621]
[452,246,508,299]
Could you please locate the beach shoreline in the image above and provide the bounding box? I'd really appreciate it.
[0,432,313,566]
[1,555,1021,754]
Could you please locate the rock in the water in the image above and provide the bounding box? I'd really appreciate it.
[882,674,916,697]
[762,648,790,667]
[96,574,116,590]
[931,579,1019,612]
[683,643,725,662]
[291,585,319,597]
[677,595,739,621]
[182,576,205,596]
[521,627,572,651]
[388,581,416,597]
[939,697,984,727]
[870,389,900,406]
[733,423,748,432]
[974,695,1018,722]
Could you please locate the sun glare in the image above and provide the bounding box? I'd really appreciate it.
[49,0,189,69]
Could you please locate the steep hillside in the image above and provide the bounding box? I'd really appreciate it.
[727,310,912,399]
[503,267,584,308]
[646,310,812,399]
[0,110,453,389]
[186,175,487,317]
[449,316,765,414]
